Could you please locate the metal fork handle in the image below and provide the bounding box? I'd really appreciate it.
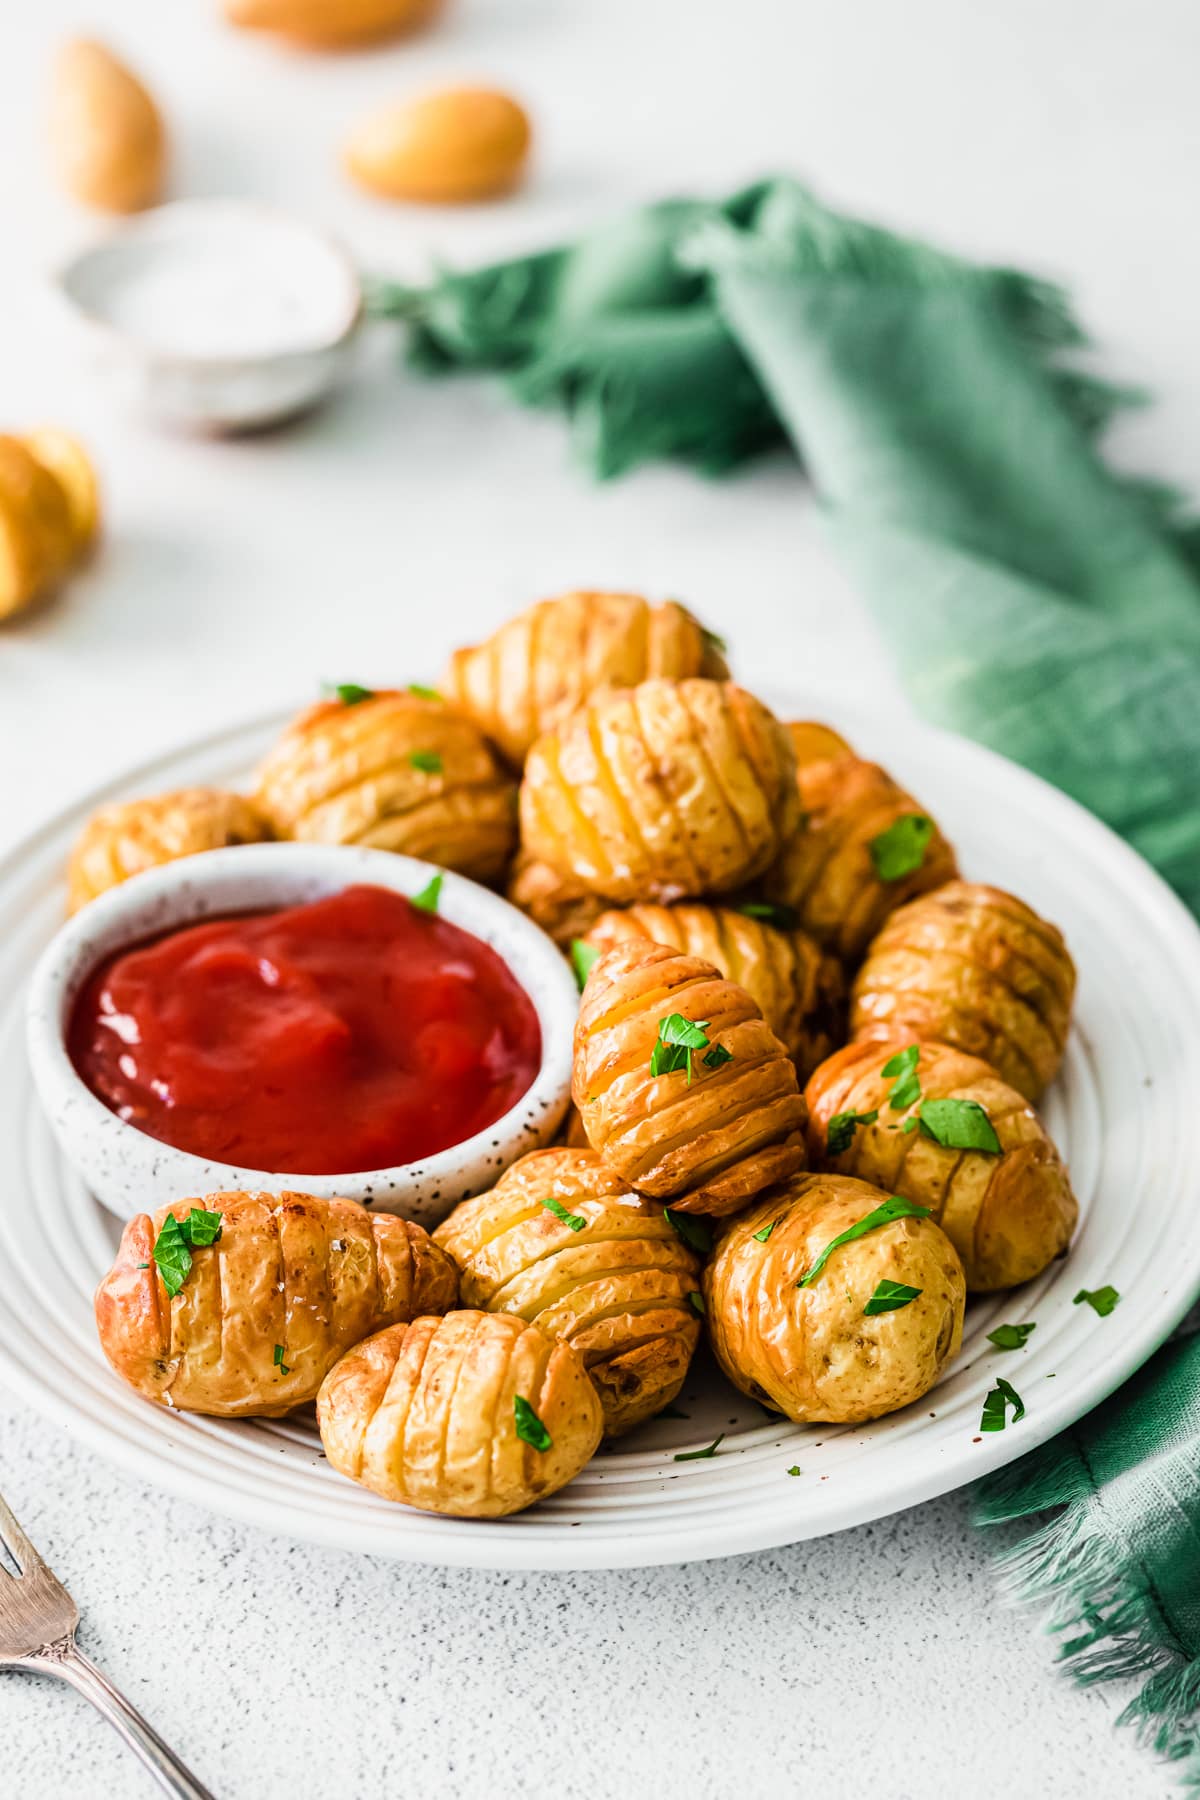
[16,1637,216,1800]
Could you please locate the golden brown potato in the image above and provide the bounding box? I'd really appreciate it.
[521,678,799,905]
[581,902,844,1082]
[505,847,608,948]
[67,786,270,913]
[49,39,166,213]
[22,430,101,557]
[444,591,729,766]
[346,87,531,206]
[573,939,807,1217]
[805,1039,1077,1290]
[224,0,444,48]
[766,722,958,962]
[555,1104,589,1148]
[705,1171,965,1423]
[851,881,1076,1101]
[254,689,517,882]
[94,1191,460,1418]
[317,1311,602,1517]
[434,1148,701,1435]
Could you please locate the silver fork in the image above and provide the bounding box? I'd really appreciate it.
[0,1487,216,1799]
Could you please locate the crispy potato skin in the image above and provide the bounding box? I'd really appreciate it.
[767,723,957,962]
[520,678,799,905]
[805,1039,1077,1289]
[94,1192,459,1417]
[572,939,807,1217]
[705,1172,965,1424]
[434,1148,701,1435]
[316,1311,602,1517]
[444,591,729,767]
[582,902,844,1082]
[67,786,270,913]
[253,690,516,882]
[851,881,1076,1101]
[505,847,608,948]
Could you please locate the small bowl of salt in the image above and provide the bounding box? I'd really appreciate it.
[55,199,363,433]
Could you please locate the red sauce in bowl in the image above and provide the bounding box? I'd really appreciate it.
[68,883,542,1175]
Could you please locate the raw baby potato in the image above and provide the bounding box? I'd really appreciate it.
[573,938,807,1217]
[581,901,844,1081]
[317,1310,603,1517]
[705,1171,966,1424]
[345,86,531,205]
[67,786,270,913]
[254,687,516,881]
[223,0,444,48]
[767,721,957,962]
[49,39,166,213]
[852,881,1076,1101]
[94,1192,460,1417]
[444,590,729,766]
[521,678,800,905]
[434,1147,702,1435]
[805,1038,1077,1290]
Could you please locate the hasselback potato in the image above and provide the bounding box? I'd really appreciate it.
[573,938,807,1216]
[435,1147,701,1435]
[67,787,269,913]
[505,847,608,948]
[317,1311,602,1517]
[851,881,1075,1101]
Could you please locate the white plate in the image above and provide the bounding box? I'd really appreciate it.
[1,699,1198,1570]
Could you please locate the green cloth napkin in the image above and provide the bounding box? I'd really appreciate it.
[370,178,1200,1775]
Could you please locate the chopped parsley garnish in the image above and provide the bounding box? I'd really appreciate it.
[737,900,799,930]
[870,814,935,882]
[703,1043,734,1070]
[408,683,441,701]
[674,1432,724,1461]
[702,626,729,657]
[664,1209,712,1254]
[987,1322,1036,1351]
[324,681,374,706]
[513,1395,552,1451]
[864,1279,922,1316]
[408,749,443,775]
[797,1195,930,1289]
[787,1465,801,1477]
[882,1044,921,1111]
[918,1098,1001,1153]
[410,871,443,913]
[752,1219,779,1244]
[136,1261,149,1270]
[650,1013,729,1084]
[570,938,600,990]
[151,1207,224,1299]
[273,1344,291,1376]
[1074,1285,1121,1318]
[980,1377,1025,1432]
[826,1108,878,1155]
[688,1290,706,1316]
[541,1196,586,1232]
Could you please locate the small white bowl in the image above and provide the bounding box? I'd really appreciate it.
[54,200,362,432]
[27,843,578,1227]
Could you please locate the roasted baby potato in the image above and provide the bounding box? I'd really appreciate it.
[581,901,844,1081]
[95,1191,459,1417]
[434,1147,701,1435]
[851,881,1076,1101]
[317,1310,603,1517]
[444,590,729,766]
[573,939,807,1217]
[505,847,608,948]
[805,1039,1077,1289]
[254,689,517,882]
[521,678,799,905]
[766,722,957,962]
[67,786,270,913]
[705,1171,965,1423]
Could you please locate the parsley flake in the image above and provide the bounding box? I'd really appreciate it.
[274,1344,291,1376]
[150,1207,224,1299]
[408,750,443,775]
[737,900,799,930]
[570,938,600,990]
[408,683,441,701]
[752,1219,779,1244]
[882,1044,921,1111]
[541,1196,586,1232]
[702,626,729,657]
[324,682,374,706]
[1074,1285,1121,1317]
[513,1395,552,1451]
[826,1108,878,1155]
[987,1322,1036,1351]
[787,1465,801,1477]
[703,1043,734,1070]
[870,814,935,882]
[664,1209,712,1254]
[674,1432,724,1461]
[650,1013,718,1084]
[980,1378,1025,1432]
[797,1195,930,1289]
[919,1098,1001,1153]
[688,1290,706,1316]
[864,1279,922,1316]
[410,872,443,913]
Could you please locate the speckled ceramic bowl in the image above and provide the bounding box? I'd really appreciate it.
[26,842,578,1227]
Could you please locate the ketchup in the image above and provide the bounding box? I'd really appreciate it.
[68,884,542,1175]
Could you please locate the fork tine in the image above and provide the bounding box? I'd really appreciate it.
[0,1487,42,1577]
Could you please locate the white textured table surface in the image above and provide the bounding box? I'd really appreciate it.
[1,2,1195,1794]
